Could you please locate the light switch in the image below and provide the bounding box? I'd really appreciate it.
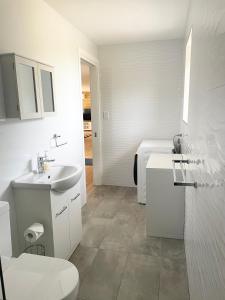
[103,111,110,120]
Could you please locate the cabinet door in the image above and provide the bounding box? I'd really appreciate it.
[15,56,42,119]
[38,64,56,117]
[53,201,70,259]
[69,189,82,252]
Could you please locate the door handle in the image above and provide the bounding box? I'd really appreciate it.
[55,205,67,217]
[71,193,80,202]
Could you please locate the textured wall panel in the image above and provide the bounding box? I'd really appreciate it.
[182,0,225,299]
[99,41,184,186]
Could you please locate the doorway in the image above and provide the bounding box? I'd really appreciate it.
[79,51,102,195]
[81,60,93,193]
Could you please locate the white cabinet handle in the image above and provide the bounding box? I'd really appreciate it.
[71,193,80,202]
[55,205,67,217]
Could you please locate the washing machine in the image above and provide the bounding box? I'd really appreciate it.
[135,139,173,204]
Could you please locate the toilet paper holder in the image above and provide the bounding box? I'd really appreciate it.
[24,244,45,256]
[24,223,45,256]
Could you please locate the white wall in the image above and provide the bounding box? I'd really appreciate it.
[99,41,184,186]
[182,0,225,299]
[0,0,97,255]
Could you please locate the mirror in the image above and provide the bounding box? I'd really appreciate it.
[40,69,55,113]
[17,63,38,114]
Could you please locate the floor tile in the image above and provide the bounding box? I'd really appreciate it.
[77,186,189,300]
[91,185,125,201]
[82,192,103,219]
[99,209,138,252]
[99,226,133,252]
[117,253,160,300]
[130,219,161,256]
[122,187,137,203]
[91,199,120,219]
[78,249,127,300]
[161,238,185,260]
[132,235,162,257]
[81,217,112,248]
[159,257,189,300]
[69,245,98,283]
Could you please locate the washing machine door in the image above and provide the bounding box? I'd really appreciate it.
[133,154,138,185]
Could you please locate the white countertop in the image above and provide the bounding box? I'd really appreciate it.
[136,139,173,154]
[146,153,183,170]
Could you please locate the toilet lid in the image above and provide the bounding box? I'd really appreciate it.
[3,253,79,300]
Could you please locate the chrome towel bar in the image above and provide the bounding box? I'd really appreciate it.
[172,159,197,188]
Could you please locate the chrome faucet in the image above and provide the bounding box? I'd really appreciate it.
[37,152,55,174]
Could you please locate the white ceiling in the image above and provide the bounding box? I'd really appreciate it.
[45,0,190,45]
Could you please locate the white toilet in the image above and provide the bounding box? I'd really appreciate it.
[0,201,79,300]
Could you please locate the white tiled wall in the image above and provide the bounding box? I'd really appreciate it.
[182,0,225,299]
[0,0,97,255]
[99,41,184,186]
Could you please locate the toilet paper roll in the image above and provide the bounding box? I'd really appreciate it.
[24,223,44,243]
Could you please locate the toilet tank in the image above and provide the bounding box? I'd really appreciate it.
[0,202,12,257]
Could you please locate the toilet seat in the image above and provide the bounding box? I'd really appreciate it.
[3,253,79,300]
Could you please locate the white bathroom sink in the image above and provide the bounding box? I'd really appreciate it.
[12,165,83,192]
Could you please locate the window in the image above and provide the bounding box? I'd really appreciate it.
[183,28,192,123]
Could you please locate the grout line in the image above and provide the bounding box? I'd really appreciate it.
[115,251,129,300]
[158,240,163,300]
[77,246,99,291]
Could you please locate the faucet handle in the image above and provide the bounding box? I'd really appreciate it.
[44,150,55,163]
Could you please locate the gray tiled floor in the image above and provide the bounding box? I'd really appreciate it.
[70,186,189,300]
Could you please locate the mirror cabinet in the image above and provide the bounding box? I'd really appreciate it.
[0,53,56,120]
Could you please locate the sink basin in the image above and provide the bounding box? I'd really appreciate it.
[12,165,83,192]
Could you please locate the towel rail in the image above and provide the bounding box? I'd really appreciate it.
[172,159,197,188]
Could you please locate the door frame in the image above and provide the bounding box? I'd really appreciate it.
[79,49,103,186]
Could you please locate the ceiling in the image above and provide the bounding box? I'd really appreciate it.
[44,0,190,45]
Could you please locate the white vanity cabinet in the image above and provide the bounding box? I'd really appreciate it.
[13,183,82,259]
[0,53,55,120]
[146,154,185,239]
